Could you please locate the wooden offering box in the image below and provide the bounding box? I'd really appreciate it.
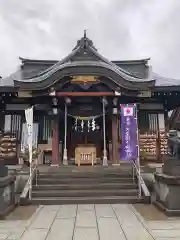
[75,144,96,166]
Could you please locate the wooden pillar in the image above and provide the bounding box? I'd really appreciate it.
[102,97,108,166]
[112,113,119,165]
[164,110,169,131]
[157,113,167,162]
[51,117,60,166]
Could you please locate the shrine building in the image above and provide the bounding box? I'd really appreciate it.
[0,33,179,166]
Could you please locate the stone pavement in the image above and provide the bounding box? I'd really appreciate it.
[0,204,180,240]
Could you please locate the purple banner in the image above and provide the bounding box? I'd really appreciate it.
[120,104,138,161]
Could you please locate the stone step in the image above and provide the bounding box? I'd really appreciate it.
[33,182,137,191]
[31,195,144,205]
[32,189,138,198]
[37,165,133,173]
[37,172,132,179]
[29,165,145,205]
[37,177,134,185]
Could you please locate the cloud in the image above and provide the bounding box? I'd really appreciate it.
[0,0,180,78]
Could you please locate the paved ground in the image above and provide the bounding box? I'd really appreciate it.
[1,204,180,240]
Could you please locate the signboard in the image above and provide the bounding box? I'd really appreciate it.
[120,104,138,161]
[138,91,151,98]
[71,76,97,84]
[25,107,33,163]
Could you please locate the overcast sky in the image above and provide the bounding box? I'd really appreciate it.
[0,0,180,78]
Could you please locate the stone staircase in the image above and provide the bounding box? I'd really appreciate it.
[31,165,150,205]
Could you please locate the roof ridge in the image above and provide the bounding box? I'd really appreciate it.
[112,58,150,64]
[19,57,150,64]
[19,57,58,64]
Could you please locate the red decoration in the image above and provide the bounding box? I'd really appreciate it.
[126,108,130,114]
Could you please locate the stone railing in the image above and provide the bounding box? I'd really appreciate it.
[0,160,16,218]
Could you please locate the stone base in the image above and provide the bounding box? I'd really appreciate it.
[0,160,8,177]
[163,157,180,176]
[50,164,59,167]
[0,204,16,219]
[112,163,120,166]
[154,172,180,215]
[154,200,180,217]
[19,197,32,206]
[0,176,16,219]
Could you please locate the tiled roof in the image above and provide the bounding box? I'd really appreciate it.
[0,33,180,89]
[153,73,180,86]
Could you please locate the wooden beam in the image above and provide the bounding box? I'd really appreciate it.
[56,92,114,97]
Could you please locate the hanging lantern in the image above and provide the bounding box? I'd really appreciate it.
[52,97,58,115]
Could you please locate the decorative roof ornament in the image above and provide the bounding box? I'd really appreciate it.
[73,30,97,51]
[84,29,87,39]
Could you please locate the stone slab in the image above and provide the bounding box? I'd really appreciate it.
[123,229,154,240]
[0,233,10,239]
[7,229,25,240]
[46,218,75,240]
[29,210,57,229]
[20,229,49,240]
[155,238,180,240]
[77,204,94,212]
[113,205,143,228]
[0,227,12,234]
[146,221,178,230]
[98,217,126,240]
[112,204,135,217]
[73,228,98,240]
[152,229,180,238]
[76,210,97,228]
[41,205,61,212]
[0,221,23,229]
[95,204,115,218]
[56,205,77,219]
[0,204,180,240]
[170,222,180,229]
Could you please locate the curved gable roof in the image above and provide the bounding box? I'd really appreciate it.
[14,61,155,90]
[13,33,154,90]
[2,33,180,91]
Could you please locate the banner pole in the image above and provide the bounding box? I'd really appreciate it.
[25,106,33,201]
[120,103,141,197]
[29,161,32,200]
[135,104,141,197]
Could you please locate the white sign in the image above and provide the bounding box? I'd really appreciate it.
[25,107,33,163]
[123,107,134,117]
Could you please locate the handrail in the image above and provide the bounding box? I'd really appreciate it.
[20,164,37,200]
[132,160,150,198]
[35,150,44,186]
[20,151,43,201]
